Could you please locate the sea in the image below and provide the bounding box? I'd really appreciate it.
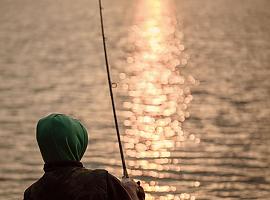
[0,0,269,199]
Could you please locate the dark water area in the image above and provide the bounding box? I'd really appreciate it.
[0,0,270,199]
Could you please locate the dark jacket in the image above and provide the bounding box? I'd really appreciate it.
[24,161,133,200]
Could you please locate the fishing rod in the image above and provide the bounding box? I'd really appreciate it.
[98,0,129,178]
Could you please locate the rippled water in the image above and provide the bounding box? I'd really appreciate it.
[0,0,269,199]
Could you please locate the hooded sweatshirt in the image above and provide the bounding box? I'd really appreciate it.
[24,114,133,200]
[36,113,88,163]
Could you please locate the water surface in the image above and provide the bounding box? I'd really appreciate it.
[0,0,269,199]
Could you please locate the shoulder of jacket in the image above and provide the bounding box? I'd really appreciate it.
[91,169,108,174]
[72,168,109,182]
[24,184,34,200]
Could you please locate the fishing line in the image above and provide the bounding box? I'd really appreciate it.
[98,0,129,178]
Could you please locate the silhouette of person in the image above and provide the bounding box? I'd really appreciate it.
[24,113,145,200]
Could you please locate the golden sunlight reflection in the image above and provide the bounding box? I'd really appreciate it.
[119,0,199,199]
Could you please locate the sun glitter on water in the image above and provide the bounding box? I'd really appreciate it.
[118,0,199,199]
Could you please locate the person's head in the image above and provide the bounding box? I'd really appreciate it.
[36,113,88,163]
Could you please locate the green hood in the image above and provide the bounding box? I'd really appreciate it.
[36,114,88,163]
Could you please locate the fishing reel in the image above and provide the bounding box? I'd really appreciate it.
[136,181,145,200]
[122,177,145,200]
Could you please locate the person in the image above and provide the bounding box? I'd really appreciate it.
[24,113,145,200]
